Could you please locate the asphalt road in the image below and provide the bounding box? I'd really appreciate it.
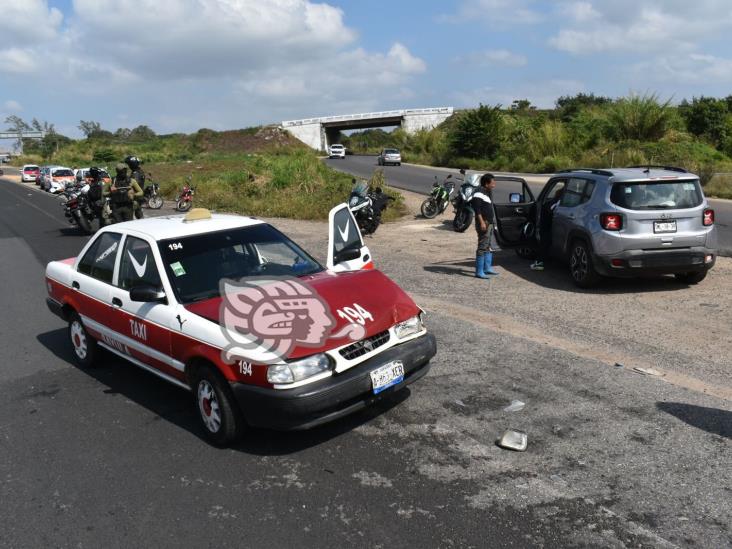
[1,171,730,548]
[324,156,732,256]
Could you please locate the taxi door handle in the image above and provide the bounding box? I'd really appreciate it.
[514,207,525,214]
[112,297,123,308]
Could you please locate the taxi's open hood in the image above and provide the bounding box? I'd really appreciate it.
[183,269,421,359]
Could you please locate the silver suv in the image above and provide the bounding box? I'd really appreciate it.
[492,167,717,287]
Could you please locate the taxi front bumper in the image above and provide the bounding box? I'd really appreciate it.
[231,333,436,431]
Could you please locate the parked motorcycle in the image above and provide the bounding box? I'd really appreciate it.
[452,170,480,232]
[144,172,163,209]
[61,183,97,235]
[421,174,456,218]
[348,180,393,235]
[175,176,195,212]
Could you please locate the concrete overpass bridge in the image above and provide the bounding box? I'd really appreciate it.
[281,107,453,151]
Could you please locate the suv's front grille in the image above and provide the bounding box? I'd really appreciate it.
[339,330,390,360]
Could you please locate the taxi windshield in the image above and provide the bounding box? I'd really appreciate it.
[158,224,323,303]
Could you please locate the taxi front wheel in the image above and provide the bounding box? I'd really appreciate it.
[68,312,98,367]
[192,364,245,446]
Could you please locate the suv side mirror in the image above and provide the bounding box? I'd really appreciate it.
[129,285,167,303]
[509,193,523,203]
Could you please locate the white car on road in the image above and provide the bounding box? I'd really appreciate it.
[329,144,346,159]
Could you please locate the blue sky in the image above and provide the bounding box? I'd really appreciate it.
[3,0,732,137]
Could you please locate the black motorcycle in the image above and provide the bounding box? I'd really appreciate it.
[452,170,480,232]
[62,184,96,234]
[348,181,393,235]
[143,172,163,209]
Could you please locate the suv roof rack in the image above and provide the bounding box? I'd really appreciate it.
[626,165,688,173]
[557,168,614,177]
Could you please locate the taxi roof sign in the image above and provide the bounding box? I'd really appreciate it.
[183,208,212,222]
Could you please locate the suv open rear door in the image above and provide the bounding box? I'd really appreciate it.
[492,176,537,247]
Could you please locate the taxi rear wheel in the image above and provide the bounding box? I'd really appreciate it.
[68,312,98,367]
[192,364,245,447]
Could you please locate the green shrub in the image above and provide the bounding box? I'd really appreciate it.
[604,93,674,142]
[448,104,505,159]
[703,174,732,199]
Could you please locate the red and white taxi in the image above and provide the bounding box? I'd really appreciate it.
[47,166,76,193]
[45,206,436,445]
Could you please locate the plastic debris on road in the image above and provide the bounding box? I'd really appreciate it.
[503,399,525,412]
[633,366,664,377]
[497,429,528,451]
[614,362,624,369]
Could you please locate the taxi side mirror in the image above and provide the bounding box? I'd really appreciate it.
[334,248,361,265]
[130,285,166,303]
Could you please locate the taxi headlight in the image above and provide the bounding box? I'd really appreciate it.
[267,353,331,385]
[394,315,423,339]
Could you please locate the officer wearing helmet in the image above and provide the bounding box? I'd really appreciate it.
[124,155,146,219]
[86,166,111,228]
[110,163,143,222]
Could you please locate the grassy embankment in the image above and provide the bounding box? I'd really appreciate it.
[15,127,407,220]
[340,94,732,198]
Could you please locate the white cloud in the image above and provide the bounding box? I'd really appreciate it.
[3,100,22,112]
[549,0,732,54]
[460,49,528,67]
[0,0,63,47]
[557,1,601,22]
[0,49,38,73]
[0,0,428,133]
[236,42,426,118]
[630,54,732,84]
[440,0,543,25]
[70,0,358,79]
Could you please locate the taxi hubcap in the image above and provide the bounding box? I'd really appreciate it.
[70,321,87,360]
[197,380,221,433]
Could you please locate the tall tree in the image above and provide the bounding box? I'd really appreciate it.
[78,120,103,138]
[4,115,31,151]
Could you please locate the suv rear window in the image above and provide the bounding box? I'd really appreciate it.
[384,149,399,154]
[610,179,703,210]
[53,169,74,177]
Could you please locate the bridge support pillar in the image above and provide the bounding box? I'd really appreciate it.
[283,122,324,150]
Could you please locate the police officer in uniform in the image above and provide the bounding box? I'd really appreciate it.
[109,163,143,223]
[86,166,111,228]
[471,173,498,279]
[124,156,146,219]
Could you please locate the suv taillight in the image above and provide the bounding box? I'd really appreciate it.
[703,209,714,226]
[600,213,622,231]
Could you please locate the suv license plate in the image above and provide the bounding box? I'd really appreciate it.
[654,220,677,233]
[370,361,405,394]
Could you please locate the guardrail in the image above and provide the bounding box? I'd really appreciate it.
[282,107,453,127]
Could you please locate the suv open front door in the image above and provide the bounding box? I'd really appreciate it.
[327,203,374,272]
[492,176,537,247]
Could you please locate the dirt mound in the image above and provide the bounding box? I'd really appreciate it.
[193,126,306,153]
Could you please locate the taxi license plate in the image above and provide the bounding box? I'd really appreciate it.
[654,220,677,233]
[370,361,405,394]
